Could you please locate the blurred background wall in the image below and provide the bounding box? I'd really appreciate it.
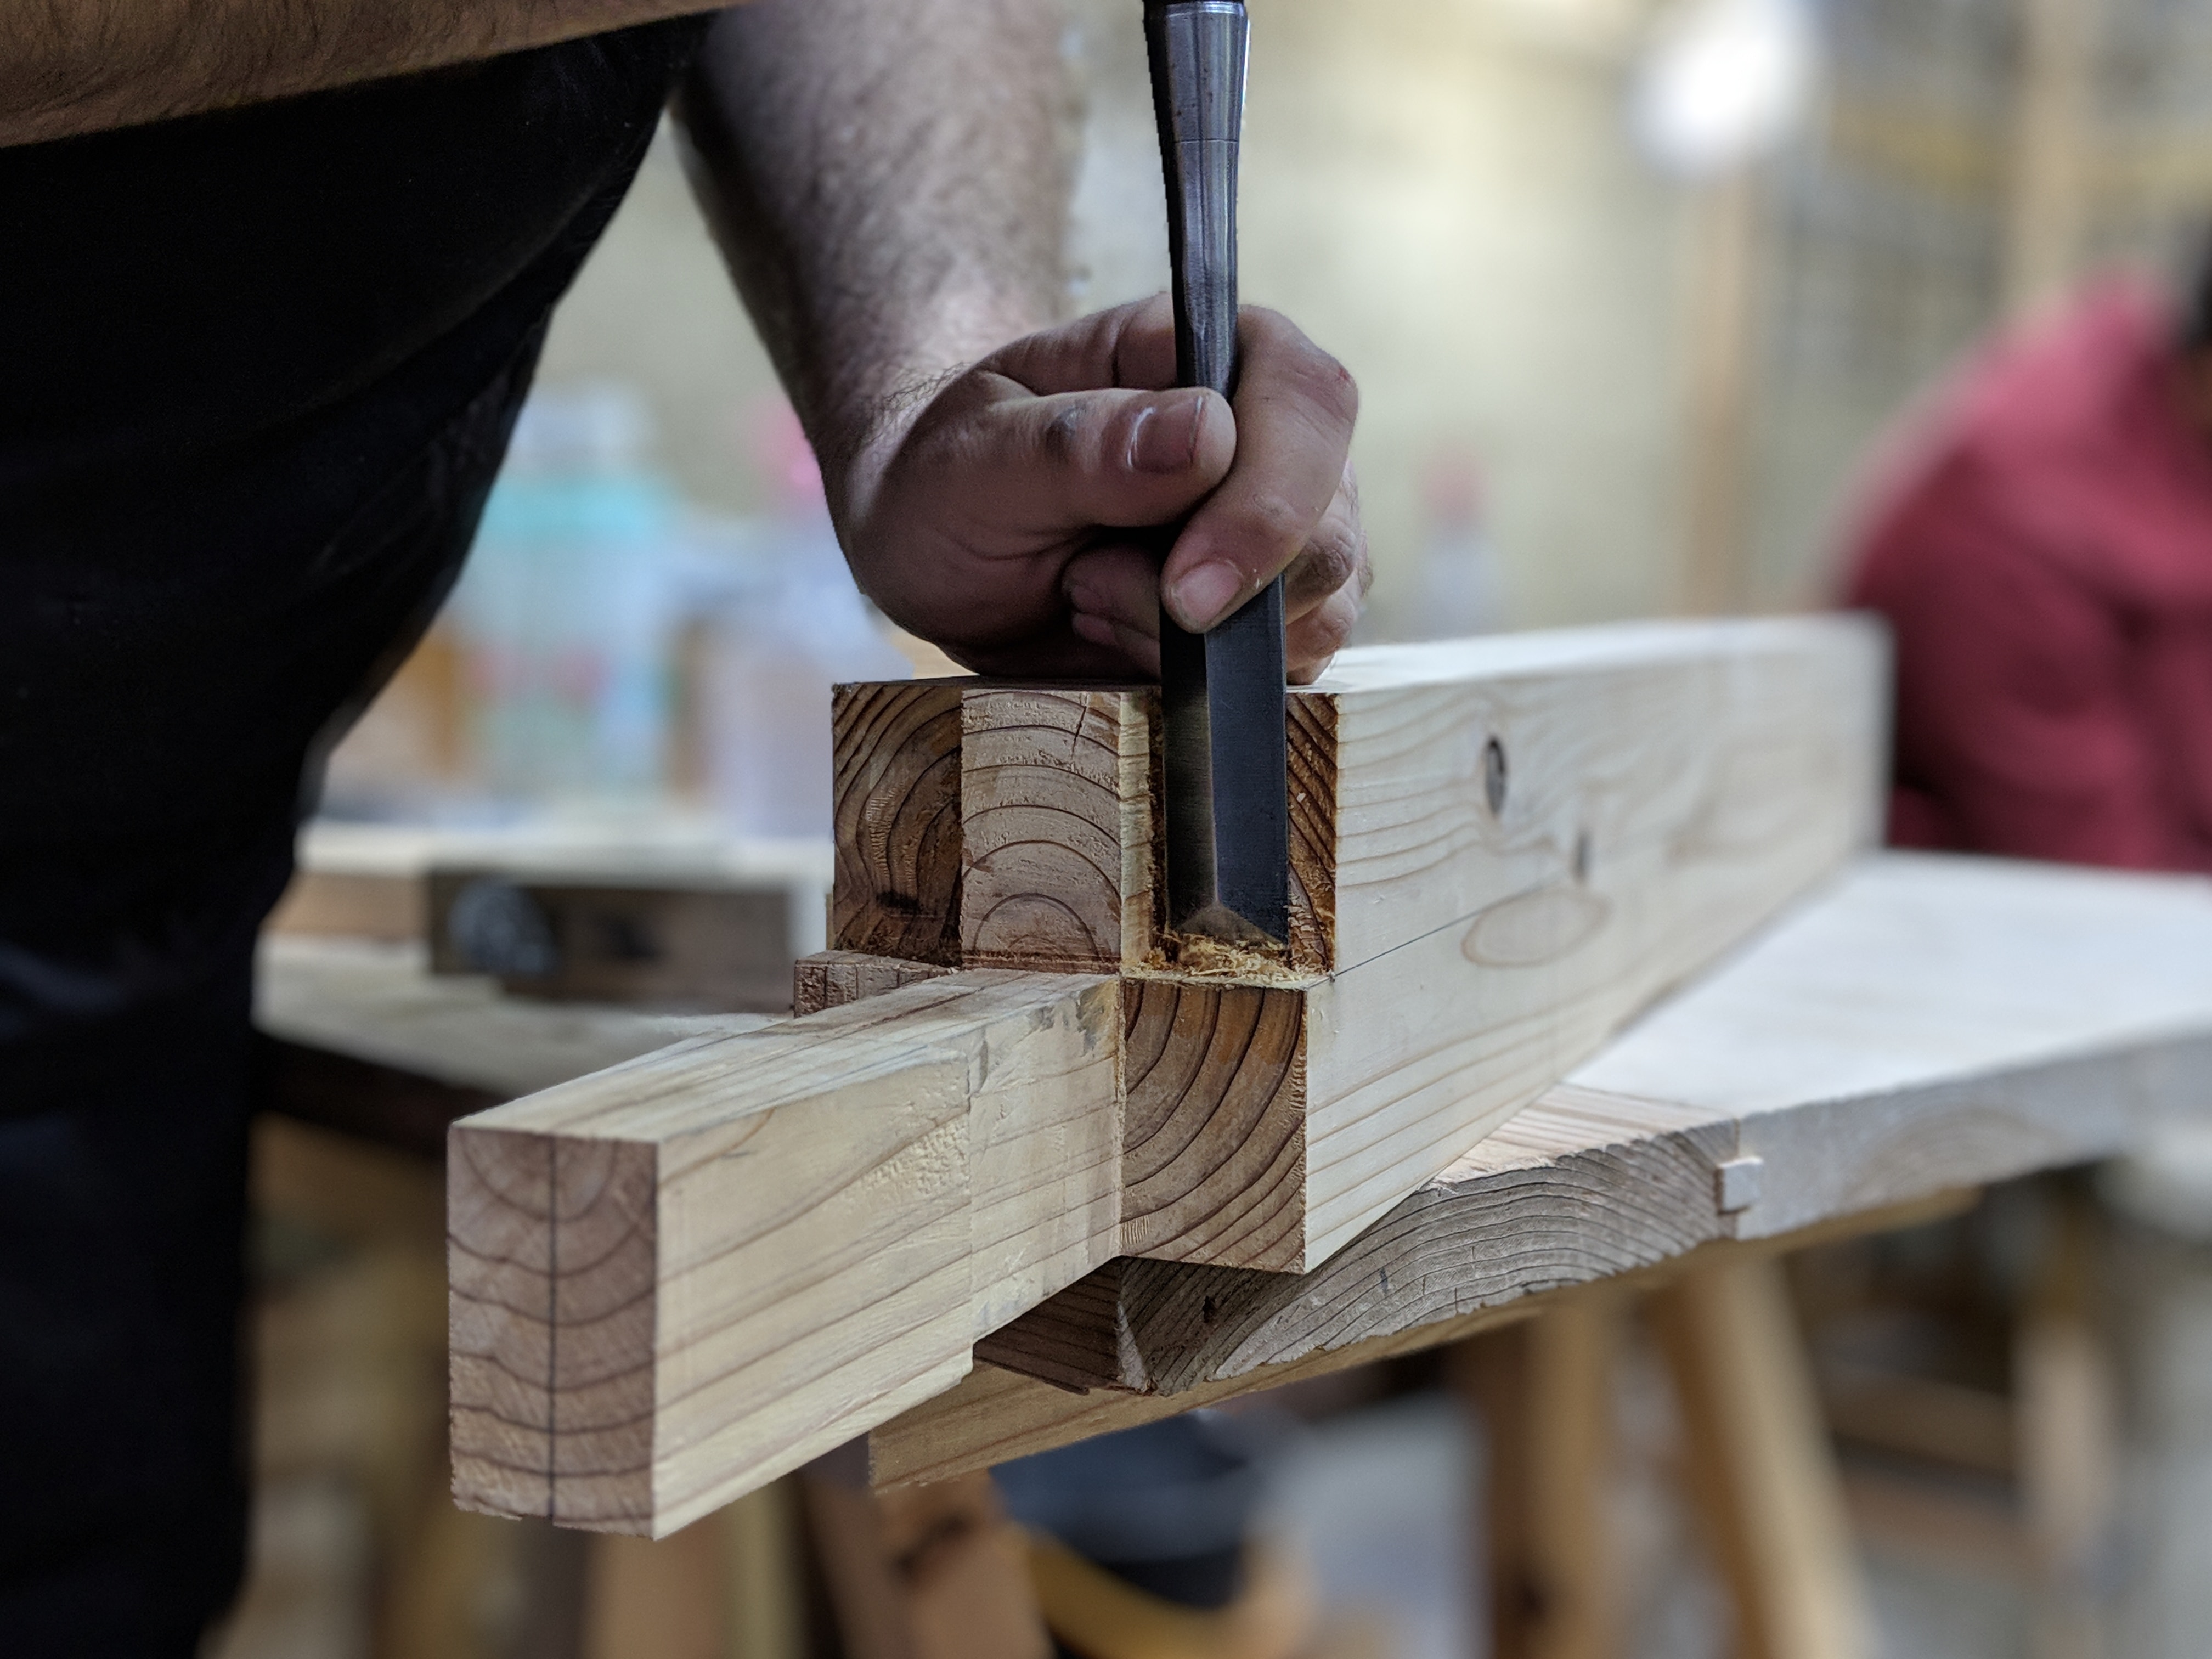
[325,0,2212,825]
[521,0,2212,638]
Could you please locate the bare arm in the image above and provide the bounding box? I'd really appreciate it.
[1,0,730,147]
[676,0,1369,681]
[672,0,1072,478]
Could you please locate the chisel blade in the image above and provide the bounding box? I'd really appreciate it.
[1146,0,1290,947]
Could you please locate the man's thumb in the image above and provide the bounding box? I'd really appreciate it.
[961,381,1234,532]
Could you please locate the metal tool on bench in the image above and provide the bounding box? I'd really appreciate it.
[1145,0,1291,948]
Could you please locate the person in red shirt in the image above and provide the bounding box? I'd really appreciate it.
[1845,269,2212,870]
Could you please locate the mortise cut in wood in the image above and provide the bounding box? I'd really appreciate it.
[960,687,1160,972]
[1285,694,1338,973]
[832,681,966,965]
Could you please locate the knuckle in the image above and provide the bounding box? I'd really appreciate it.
[1297,532,1357,599]
[1304,355,1359,426]
[1039,403,1088,468]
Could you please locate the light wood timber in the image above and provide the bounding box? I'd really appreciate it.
[417,828,2212,1530]
[438,848,2212,1527]
[793,949,953,1017]
[1293,617,1883,1259]
[839,618,1888,1265]
[447,970,1120,1537]
[1648,1254,1874,1659]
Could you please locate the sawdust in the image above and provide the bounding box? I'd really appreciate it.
[1145,930,1307,985]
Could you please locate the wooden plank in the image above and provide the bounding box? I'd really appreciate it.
[869,1201,1960,1491]
[966,1083,1736,1396]
[448,971,1120,1537]
[401,841,2210,1524]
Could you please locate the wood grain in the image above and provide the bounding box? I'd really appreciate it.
[973,1082,1732,1395]
[959,687,1158,972]
[1289,618,1886,1257]
[449,1130,659,1527]
[1285,693,1338,973]
[868,1196,1974,1489]
[833,682,967,966]
[877,853,2212,1481]
[1118,976,1308,1271]
[448,972,1120,1536]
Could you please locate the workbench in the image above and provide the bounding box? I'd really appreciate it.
[259,845,2212,1656]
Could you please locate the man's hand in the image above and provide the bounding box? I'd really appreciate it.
[833,295,1367,683]
[679,0,1364,682]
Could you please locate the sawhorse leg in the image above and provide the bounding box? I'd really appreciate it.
[797,1457,1050,1659]
[1454,1293,1625,1659]
[1649,1255,1872,1659]
[1462,1255,1873,1659]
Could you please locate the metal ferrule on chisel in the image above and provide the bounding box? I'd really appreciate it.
[1145,0,1291,950]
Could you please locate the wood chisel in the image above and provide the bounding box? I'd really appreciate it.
[1144,0,1291,950]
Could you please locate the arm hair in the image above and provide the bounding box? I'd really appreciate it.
[672,0,1077,486]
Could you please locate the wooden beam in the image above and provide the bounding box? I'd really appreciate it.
[448,970,1121,1536]
[852,618,1886,1266]
[872,1198,1972,1491]
[448,620,1887,1531]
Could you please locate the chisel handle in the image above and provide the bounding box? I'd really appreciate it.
[1144,0,1248,399]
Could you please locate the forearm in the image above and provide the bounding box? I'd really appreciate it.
[673,0,1074,500]
[2,0,729,147]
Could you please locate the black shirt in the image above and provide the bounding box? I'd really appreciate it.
[0,19,712,1053]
